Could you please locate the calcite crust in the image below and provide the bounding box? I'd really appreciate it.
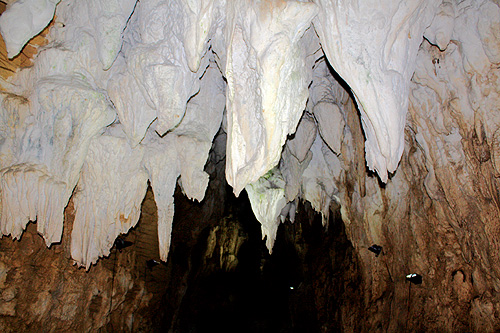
[0,0,497,269]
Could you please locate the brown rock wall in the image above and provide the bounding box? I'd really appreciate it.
[330,35,500,331]
[0,193,160,332]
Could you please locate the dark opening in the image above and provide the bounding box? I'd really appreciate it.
[154,182,360,332]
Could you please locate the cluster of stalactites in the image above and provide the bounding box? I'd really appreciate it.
[0,0,446,266]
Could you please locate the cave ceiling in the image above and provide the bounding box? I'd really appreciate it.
[0,0,498,273]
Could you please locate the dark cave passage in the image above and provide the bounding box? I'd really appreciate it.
[148,181,362,332]
[0,138,361,333]
[0,137,362,333]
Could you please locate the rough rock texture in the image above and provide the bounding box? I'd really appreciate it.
[0,0,60,59]
[224,1,317,194]
[0,195,157,332]
[314,1,500,330]
[0,2,51,78]
[313,0,440,182]
[0,0,500,331]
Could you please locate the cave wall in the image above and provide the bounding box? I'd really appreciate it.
[0,192,155,332]
[0,0,499,331]
[333,4,500,329]
[0,132,228,331]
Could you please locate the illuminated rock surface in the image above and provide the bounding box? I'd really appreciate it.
[0,0,500,331]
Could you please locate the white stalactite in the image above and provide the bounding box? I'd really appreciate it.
[245,168,286,252]
[0,75,115,246]
[224,0,318,195]
[87,0,138,70]
[0,0,481,267]
[71,131,148,268]
[313,0,440,182]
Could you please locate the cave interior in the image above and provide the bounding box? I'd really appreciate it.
[0,0,500,332]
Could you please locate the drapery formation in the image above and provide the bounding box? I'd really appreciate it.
[0,0,498,274]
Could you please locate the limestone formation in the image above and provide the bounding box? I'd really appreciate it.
[0,0,500,330]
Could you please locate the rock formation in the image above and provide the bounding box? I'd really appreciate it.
[0,0,499,331]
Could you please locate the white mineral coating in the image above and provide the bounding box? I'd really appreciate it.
[0,0,60,59]
[301,133,340,225]
[245,168,286,252]
[173,61,226,201]
[423,0,456,51]
[0,75,115,245]
[35,75,116,197]
[3,0,492,271]
[176,135,212,201]
[309,57,348,155]
[0,0,225,265]
[87,0,138,70]
[125,44,200,136]
[477,1,500,64]
[208,1,227,74]
[9,0,128,94]
[280,199,297,224]
[0,93,31,167]
[313,0,439,182]
[280,112,316,202]
[224,0,318,195]
[124,0,205,135]
[71,60,225,266]
[313,102,344,155]
[173,61,225,143]
[181,0,218,72]
[0,76,115,245]
[0,164,66,244]
[107,65,157,147]
[280,145,312,202]
[71,132,148,269]
[449,1,494,76]
[142,62,224,259]
[0,0,121,252]
[143,134,179,261]
[143,124,223,261]
[287,113,317,163]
